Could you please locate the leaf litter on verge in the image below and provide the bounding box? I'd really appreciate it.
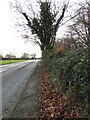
[39,65,79,118]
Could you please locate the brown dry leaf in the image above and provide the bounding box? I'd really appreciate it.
[39,65,79,119]
[50,113,54,118]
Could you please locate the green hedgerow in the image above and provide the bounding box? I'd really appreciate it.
[43,47,89,103]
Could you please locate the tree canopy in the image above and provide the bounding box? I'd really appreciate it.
[13,0,68,52]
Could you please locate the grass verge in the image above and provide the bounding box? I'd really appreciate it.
[0,60,27,65]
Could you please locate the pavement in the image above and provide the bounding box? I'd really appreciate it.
[1,60,41,118]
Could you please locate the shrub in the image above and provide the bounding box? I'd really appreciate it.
[43,47,89,116]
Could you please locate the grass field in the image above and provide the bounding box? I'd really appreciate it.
[0,60,27,65]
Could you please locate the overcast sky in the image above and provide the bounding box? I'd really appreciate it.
[0,0,42,58]
[0,0,85,58]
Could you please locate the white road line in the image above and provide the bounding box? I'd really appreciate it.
[0,60,36,72]
[0,68,6,73]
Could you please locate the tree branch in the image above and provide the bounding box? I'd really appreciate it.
[22,13,31,27]
[55,5,67,32]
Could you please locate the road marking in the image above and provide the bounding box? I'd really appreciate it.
[0,68,6,73]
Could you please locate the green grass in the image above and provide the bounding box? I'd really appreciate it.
[0,60,27,65]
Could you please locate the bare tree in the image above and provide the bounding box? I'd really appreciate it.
[21,53,30,59]
[0,53,3,59]
[56,36,78,51]
[11,0,68,53]
[67,0,90,47]
[30,53,36,59]
[5,53,16,58]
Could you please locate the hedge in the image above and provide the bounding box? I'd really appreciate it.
[43,47,89,114]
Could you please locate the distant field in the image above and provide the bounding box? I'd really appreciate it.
[0,60,27,65]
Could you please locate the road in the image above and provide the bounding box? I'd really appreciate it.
[0,60,40,116]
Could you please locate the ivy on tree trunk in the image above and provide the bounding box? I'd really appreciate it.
[21,1,67,52]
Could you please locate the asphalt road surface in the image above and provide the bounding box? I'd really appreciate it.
[0,60,40,116]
